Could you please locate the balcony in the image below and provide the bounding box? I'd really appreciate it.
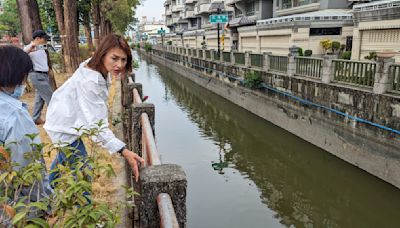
[172,17,180,23]
[185,10,196,18]
[276,2,320,16]
[195,2,211,15]
[164,0,171,6]
[185,0,197,4]
[172,5,185,12]
[166,9,172,15]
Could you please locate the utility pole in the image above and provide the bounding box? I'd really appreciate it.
[217,7,221,58]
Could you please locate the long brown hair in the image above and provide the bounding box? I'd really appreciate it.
[87,34,132,76]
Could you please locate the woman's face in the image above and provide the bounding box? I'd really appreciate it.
[102,47,127,77]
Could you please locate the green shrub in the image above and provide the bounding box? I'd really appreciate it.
[304,49,313,57]
[167,40,172,45]
[144,43,152,52]
[297,47,303,56]
[79,44,91,61]
[49,51,64,72]
[136,43,140,49]
[331,41,341,53]
[340,51,352,60]
[364,51,377,61]
[243,71,263,89]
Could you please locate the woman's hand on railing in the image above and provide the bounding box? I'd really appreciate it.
[122,149,145,182]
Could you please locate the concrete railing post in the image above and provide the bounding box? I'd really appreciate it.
[231,50,235,65]
[287,45,298,77]
[263,52,271,72]
[140,164,187,228]
[373,56,395,94]
[131,103,155,156]
[245,51,251,67]
[321,55,336,84]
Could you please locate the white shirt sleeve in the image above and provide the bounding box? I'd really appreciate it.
[78,80,126,154]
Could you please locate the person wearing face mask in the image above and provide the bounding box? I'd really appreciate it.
[0,45,52,211]
[24,30,54,125]
[44,34,144,188]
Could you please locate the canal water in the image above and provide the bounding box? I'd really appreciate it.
[134,53,400,228]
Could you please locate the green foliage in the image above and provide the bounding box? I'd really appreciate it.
[38,0,59,35]
[304,49,313,57]
[144,43,152,52]
[136,43,140,49]
[132,60,140,69]
[331,41,341,53]
[0,0,21,36]
[340,51,352,60]
[167,40,172,45]
[79,44,91,61]
[297,47,303,56]
[0,122,136,227]
[49,51,64,72]
[320,39,332,53]
[103,0,141,34]
[243,71,263,89]
[364,51,377,61]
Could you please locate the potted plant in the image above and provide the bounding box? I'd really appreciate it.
[376,49,397,58]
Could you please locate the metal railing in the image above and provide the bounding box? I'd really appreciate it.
[234,52,245,65]
[205,50,211,59]
[213,51,220,60]
[390,64,400,92]
[333,60,376,87]
[250,54,263,68]
[269,55,288,73]
[198,50,203,58]
[223,52,231,63]
[295,57,323,79]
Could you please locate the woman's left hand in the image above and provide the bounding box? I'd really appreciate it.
[121,149,145,182]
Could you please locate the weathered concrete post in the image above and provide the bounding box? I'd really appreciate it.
[245,51,251,68]
[321,55,336,84]
[230,50,235,65]
[140,164,187,228]
[287,45,298,77]
[373,56,395,94]
[263,52,271,72]
[131,103,155,156]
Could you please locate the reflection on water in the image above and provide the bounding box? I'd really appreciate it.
[136,53,400,228]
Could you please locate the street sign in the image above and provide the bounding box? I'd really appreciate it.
[158,28,166,35]
[209,14,228,23]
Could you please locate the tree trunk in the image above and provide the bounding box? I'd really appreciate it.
[63,0,80,73]
[91,2,100,47]
[83,13,94,52]
[29,0,43,31]
[17,0,33,44]
[52,0,66,71]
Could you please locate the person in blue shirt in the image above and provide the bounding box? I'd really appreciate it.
[0,45,52,222]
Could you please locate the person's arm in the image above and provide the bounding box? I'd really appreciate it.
[23,43,35,54]
[78,80,144,180]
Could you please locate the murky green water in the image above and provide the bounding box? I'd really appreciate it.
[134,53,400,228]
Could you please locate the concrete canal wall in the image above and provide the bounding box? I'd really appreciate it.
[139,48,400,189]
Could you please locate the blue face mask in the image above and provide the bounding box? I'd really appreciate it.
[11,85,26,99]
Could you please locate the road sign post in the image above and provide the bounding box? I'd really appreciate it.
[209,13,228,58]
[158,28,166,48]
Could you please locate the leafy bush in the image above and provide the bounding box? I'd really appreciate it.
[49,51,64,72]
[320,39,332,53]
[167,40,172,45]
[331,41,340,53]
[364,51,377,61]
[297,47,303,56]
[243,71,263,89]
[136,43,140,49]
[79,44,91,61]
[304,49,313,57]
[144,43,152,52]
[0,122,136,227]
[340,51,352,60]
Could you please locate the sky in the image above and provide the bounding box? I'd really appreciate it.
[136,0,165,21]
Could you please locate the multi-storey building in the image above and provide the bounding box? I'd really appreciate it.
[351,0,400,62]
[138,16,169,44]
[162,0,400,60]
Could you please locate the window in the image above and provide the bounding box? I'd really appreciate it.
[280,0,319,9]
[245,1,255,16]
[309,27,341,36]
[191,19,197,27]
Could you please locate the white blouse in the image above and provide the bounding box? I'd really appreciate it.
[44,61,125,153]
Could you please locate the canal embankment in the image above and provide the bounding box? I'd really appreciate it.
[139,46,400,190]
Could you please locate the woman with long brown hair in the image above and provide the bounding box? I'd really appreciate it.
[44,34,144,186]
